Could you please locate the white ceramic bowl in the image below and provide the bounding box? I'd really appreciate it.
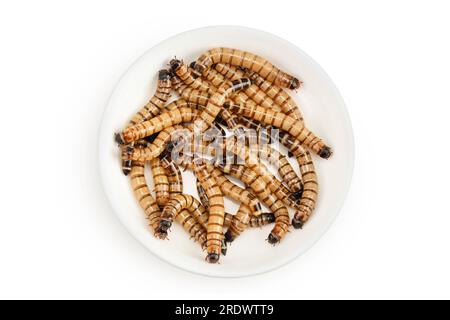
[98,26,354,277]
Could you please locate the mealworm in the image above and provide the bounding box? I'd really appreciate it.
[249,72,304,123]
[196,179,210,210]
[161,157,183,196]
[175,209,207,249]
[279,131,318,229]
[193,48,301,89]
[214,63,281,111]
[117,107,199,144]
[170,59,213,93]
[225,103,332,159]
[209,168,262,216]
[194,78,251,133]
[159,194,208,231]
[194,160,225,263]
[130,162,166,239]
[150,158,170,207]
[216,163,290,244]
[118,69,172,175]
[224,204,251,243]
[248,212,276,228]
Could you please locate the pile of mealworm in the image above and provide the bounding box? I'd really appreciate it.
[114,48,332,264]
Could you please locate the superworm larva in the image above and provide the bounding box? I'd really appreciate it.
[130,162,166,239]
[117,107,199,144]
[150,158,170,207]
[174,209,207,249]
[214,63,280,111]
[159,194,209,231]
[225,103,332,159]
[249,72,304,122]
[196,179,210,210]
[279,131,318,228]
[194,78,251,133]
[216,163,290,244]
[170,59,213,94]
[248,212,276,228]
[193,48,301,89]
[194,160,225,263]
[224,204,251,243]
[209,168,262,216]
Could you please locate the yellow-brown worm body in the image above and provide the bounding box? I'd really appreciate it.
[216,163,290,244]
[119,70,172,175]
[119,107,199,144]
[194,160,225,263]
[194,78,252,133]
[225,103,332,159]
[159,194,209,231]
[194,48,301,89]
[130,162,166,239]
[150,158,170,207]
[279,132,318,228]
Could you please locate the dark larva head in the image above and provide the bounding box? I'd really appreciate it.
[192,62,206,74]
[265,213,276,223]
[289,78,302,90]
[289,190,303,202]
[114,132,125,145]
[158,69,171,80]
[122,164,132,176]
[143,132,159,144]
[318,146,333,159]
[169,59,182,72]
[291,217,304,229]
[159,219,172,231]
[206,253,220,264]
[224,231,235,243]
[189,61,202,78]
[267,233,280,244]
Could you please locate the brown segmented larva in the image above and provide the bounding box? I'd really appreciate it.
[224,204,251,243]
[127,70,172,126]
[130,162,166,239]
[193,48,301,89]
[219,108,246,137]
[279,131,318,229]
[249,72,304,123]
[161,157,183,196]
[193,160,225,263]
[149,158,170,207]
[209,168,262,216]
[248,212,276,228]
[194,78,251,133]
[213,63,281,111]
[170,59,213,94]
[258,143,303,196]
[225,103,332,159]
[159,194,209,231]
[117,107,199,144]
[174,209,207,249]
[216,163,290,244]
[118,70,172,175]
[196,179,210,211]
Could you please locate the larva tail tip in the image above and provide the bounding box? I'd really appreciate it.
[169,58,182,71]
[289,78,302,90]
[289,190,303,202]
[206,253,220,264]
[318,146,333,159]
[267,233,280,245]
[114,133,125,145]
[287,151,294,158]
[122,168,131,176]
[266,213,276,223]
[291,217,304,229]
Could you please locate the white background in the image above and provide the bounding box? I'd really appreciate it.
[0,0,449,299]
